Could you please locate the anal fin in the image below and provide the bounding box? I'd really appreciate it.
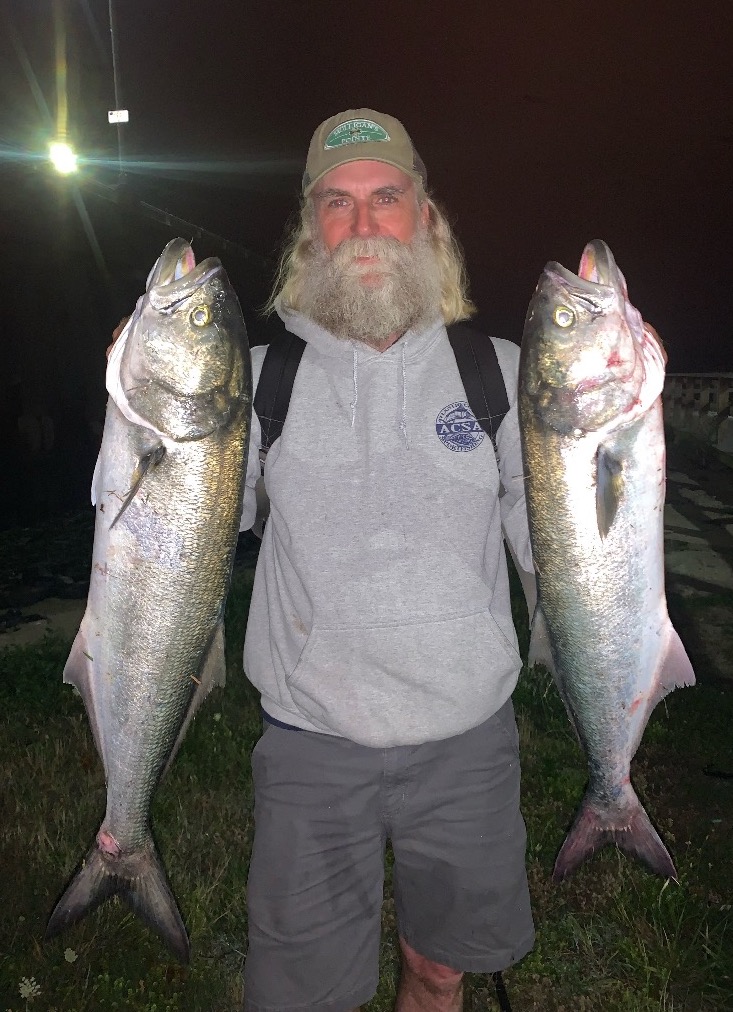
[528,603,586,744]
[162,621,227,777]
[528,603,556,676]
[648,622,696,711]
[63,620,104,761]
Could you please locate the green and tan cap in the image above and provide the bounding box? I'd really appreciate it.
[302,108,427,197]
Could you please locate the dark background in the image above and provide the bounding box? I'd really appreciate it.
[1,0,731,524]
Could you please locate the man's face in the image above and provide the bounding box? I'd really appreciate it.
[313,160,429,259]
[297,160,440,347]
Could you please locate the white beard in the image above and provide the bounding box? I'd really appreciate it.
[297,232,442,347]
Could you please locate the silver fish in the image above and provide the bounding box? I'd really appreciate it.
[46,238,251,959]
[519,239,695,881]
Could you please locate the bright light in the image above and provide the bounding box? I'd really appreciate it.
[49,140,78,174]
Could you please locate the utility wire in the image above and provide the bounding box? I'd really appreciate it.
[108,0,124,176]
[82,177,272,271]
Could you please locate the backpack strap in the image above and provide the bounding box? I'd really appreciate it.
[446,322,510,453]
[252,330,307,467]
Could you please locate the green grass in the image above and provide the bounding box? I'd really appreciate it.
[1,564,732,1011]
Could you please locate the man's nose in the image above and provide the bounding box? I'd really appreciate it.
[352,201,379,237]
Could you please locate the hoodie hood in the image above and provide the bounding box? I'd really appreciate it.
[277,307,446,443]
[276,305,445,362]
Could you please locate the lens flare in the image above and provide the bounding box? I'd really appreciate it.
[49,141,78,174]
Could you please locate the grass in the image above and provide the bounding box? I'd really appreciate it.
[1,560,732,1011]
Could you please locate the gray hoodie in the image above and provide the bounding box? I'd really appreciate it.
[240,309,532,748]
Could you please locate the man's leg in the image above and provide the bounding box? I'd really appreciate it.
[389,701,534,987]
[396,937,463,1012]
[244,723,385,1012]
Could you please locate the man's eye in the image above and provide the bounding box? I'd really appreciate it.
[376,193,397,204]
[327,198,349,209]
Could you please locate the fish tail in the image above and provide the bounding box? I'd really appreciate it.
[45,835,190,962]
[553,789,677,882]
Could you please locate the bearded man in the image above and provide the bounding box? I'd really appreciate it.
[239,109,535,1012]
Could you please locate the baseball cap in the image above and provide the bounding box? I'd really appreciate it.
[302,108,427,196]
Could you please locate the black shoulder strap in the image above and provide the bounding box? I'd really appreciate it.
[252,330,307,452]
[447,322,510,453]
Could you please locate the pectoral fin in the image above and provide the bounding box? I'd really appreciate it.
[110,443,166,529]
[596,446,624,539]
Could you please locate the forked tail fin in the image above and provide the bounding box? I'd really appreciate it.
[45,835,189,962]
[553,788,677,883]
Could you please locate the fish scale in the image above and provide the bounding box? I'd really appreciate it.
[96,442,233,826]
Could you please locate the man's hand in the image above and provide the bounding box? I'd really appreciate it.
[643,321,667,365]
[106,316,131,360]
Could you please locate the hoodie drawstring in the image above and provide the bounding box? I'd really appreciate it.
[400,343,410,448]
[349,342,410,449]
[350,347,358,427]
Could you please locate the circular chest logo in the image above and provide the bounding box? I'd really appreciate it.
[435,401,485,452]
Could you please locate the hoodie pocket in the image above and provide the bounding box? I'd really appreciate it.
[285,608,521,747]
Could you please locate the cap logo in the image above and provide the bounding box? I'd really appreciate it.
[324,119,390,149]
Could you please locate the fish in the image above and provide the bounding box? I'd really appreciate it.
[518,239,695,882]
[45,238,251,960]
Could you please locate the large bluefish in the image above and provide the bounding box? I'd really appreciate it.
[46,239,251,959]
[519,239,695,881]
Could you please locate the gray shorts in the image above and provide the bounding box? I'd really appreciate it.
[243,701,534,1012]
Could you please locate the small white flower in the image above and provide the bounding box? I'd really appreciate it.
[18,976,41,999]
[64,947,78,963]
[213,712,222,721]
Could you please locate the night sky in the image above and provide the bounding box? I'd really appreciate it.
[1,0,732,483]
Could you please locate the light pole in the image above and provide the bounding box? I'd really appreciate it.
[108,0,124,179]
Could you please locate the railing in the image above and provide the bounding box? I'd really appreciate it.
[663,374,733,452]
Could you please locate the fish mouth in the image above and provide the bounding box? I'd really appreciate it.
[577,239,622,288]
[543,239,625,313]
[543,264,612,317]
[146,238,222,311]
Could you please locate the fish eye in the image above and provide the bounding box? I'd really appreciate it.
[553,305,575,328]
[190,305,211,327]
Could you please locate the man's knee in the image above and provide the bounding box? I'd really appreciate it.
[399,936,463,991]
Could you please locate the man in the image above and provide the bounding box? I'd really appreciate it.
[239,109,535,1012]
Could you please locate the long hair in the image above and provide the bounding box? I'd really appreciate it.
[263,195,476,324]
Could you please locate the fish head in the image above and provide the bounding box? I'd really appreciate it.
[520,239,655,435]
[118,238,248,441]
